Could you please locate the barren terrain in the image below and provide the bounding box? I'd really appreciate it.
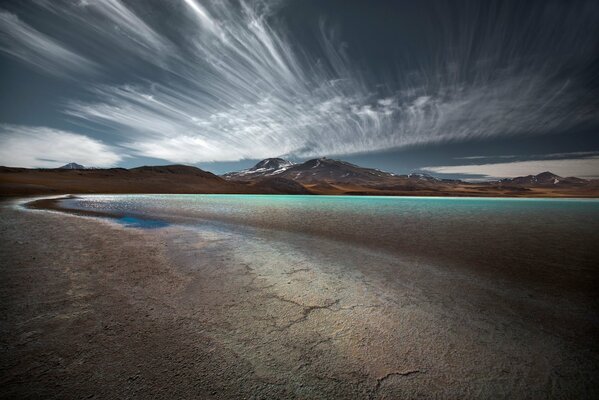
[1,198,597,398]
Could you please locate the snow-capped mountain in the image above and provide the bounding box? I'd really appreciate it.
[499,171,587,186]
[274,158,395,184]
[59,163,86,169]
[224,157,399,184]
[223,158,295,180]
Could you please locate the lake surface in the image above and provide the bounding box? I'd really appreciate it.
[59,195,599,293]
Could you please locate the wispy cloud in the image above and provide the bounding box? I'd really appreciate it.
[424,157,599,179]
[33,0,173,68]
[455,155,518,160]
[0,125,121,168]
[0,1,597,164]
[0,11,99,77]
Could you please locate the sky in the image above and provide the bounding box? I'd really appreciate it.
[0,0,598,179]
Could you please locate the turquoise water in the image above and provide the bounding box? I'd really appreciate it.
[62,194,599,222]
[60,194,599,295]
[116,216,169,229]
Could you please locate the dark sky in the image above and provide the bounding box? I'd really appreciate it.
[0,0,598,178]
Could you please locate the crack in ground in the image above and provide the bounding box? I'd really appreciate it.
[262,295,341,332]
[371,369,425,398]
[281,268,311,276]
[338,304,385,311]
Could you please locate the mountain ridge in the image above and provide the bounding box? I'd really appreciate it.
[225,158,593,186]
[1,159,597,197]
[220,157,597,196]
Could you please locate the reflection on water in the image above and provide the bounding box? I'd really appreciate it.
[60,194,599,296]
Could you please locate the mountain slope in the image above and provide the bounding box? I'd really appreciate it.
[275,158,395,184]
[130,165,222,180]
[223,158,294,180]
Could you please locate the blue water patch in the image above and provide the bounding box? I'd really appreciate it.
[116,215,169,229]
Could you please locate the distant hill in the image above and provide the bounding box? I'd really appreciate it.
[129,165,221,180]
[0,165,261,196]
[59,163,86,170]
[498,171,589,187]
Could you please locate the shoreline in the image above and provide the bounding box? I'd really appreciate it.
[5,190,599,199]
[25,195,124,219]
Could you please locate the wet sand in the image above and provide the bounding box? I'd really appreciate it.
[1,198,598,399]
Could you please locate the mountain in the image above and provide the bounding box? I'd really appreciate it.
[59,163,86,170]
[1,162,597,197]
[223,158,294,180]
[225,157,394,184]
[222,159,598,196]
[498,171,589,186]
[223,157,460,195]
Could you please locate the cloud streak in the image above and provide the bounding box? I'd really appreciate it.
[0,10,99,77]
[33,0,173,68]
[454,151,599,161]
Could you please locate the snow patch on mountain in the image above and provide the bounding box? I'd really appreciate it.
[223,158,295,180]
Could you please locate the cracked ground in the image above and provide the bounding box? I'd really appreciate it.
[1,201,598,399]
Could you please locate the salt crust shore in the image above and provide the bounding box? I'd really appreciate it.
[1,199,597,399]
